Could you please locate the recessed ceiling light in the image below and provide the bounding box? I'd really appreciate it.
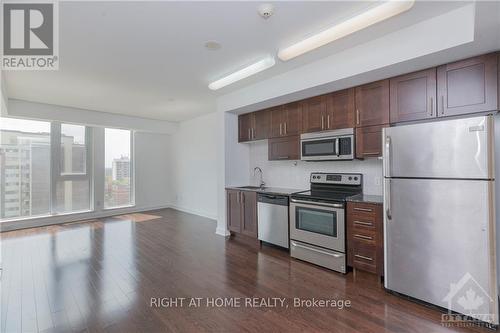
[208,57,276,90]
[278,0,415,61]
[204,41,222,51]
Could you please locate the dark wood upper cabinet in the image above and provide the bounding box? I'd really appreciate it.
[327,88,355,130]
[269,106,285,138]
[239,52,499,146]
[283,102,302,136]
[268,135,300,161]
[238,113,253,142]
[390,68,437,123]
[253,110,270,140]
[238,110,269,142]
[437,53,498,117]
[241,191,258,238]
[355,80,390,127]
[302,95,327,133]
[355,124,386,159]
[270,104,301,138]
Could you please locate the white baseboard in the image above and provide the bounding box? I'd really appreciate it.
[169,204,217,221]
[215,226,230,237]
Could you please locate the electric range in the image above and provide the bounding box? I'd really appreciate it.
[289,173,362,273]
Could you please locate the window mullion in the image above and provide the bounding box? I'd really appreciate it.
[50,122,61,215]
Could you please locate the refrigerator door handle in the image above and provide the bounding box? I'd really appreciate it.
[385,179,392,221]
[384,135,391,177]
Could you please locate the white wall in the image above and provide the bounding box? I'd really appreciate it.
[6,99,178,134]
[169,112,218,219]
[0,71,7,115]
[1,100,172,231]
[247,140,383,195]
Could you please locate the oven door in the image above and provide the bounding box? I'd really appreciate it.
[290,199,345,253]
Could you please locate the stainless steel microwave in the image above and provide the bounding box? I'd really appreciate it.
[300,128,354,161]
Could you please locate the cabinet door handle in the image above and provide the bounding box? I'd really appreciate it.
[279,123,282,136]
[327,115,330,129]
[248,129,251,140]
[441,95,445,115]
[354,254,373,261]
[321,116,324,130]
[276,156,289,160]
[354,220,373,226]
[429,97,433,116]
[362,152,380,156]
[284,122,287,135]
[354,234,373,240]
[353,207,373,212]
[356,109,360,125]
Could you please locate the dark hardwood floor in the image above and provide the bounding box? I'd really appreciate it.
[0,209,495,333]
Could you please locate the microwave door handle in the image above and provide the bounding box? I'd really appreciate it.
[335,138,340,157]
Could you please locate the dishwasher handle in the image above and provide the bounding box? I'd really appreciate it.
[258,194,289,206]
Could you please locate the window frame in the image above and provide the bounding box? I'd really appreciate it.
[50,122,93,214]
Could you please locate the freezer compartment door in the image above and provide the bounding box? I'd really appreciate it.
[384,178,498,324]
[383,116,494,179]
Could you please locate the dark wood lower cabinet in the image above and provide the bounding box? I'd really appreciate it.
[268,135,300,160]
[347,202,383,277]
[355,124,387,159]
[241,191,258,238]
[226,189,258,239]
[226,189,242,233]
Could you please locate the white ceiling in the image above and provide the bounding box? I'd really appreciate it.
[4,1,494,122]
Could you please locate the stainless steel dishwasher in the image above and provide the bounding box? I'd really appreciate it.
[257,193,289,249]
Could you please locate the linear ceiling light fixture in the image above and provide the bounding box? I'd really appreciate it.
[278,0,415,61]
[208,57,276,90]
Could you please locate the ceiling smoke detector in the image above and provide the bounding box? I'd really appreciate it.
[258,4,274,19]
[204,41,222,51]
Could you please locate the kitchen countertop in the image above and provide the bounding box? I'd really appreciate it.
[225,186,303,196]
[346,194,383,205]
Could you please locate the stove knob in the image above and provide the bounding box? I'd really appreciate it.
[312,176,316,179]
[354,177,358,181]
[348,177,352,180]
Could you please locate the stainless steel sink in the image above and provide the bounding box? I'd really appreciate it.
[236,186,266,190]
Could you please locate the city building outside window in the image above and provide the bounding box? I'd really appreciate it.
[104,128,133,208]
[0,118,51,219]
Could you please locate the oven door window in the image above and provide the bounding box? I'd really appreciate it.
[302,139,336,157]
[296,206,337,237]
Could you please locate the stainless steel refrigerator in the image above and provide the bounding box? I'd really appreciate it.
[383,115,498,325]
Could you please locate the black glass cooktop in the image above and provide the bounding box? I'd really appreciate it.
[291,190,359,203]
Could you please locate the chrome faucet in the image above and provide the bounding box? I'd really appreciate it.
[253,167,265,188]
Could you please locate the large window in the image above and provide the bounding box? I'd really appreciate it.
[0,118,51,219]
[104,128,133,208]
[0,118,92,220]
[1,117,136,222]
